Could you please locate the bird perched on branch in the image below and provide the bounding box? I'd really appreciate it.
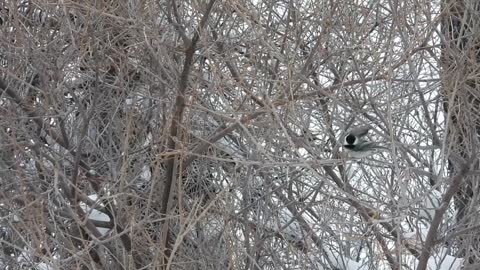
[343,126,386,158]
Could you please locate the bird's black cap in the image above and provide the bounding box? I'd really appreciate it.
[345,134,356,145]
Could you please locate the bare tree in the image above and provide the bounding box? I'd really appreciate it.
[417,0,480,269]
[0,0,476,269]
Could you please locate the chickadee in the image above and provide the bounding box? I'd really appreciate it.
[343,126,386,158]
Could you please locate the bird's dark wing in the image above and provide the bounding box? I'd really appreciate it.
[350,126,371,138]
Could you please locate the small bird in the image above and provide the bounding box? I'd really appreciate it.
[343,126,385,158]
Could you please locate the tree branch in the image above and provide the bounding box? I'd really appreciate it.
[416,159,472,270]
